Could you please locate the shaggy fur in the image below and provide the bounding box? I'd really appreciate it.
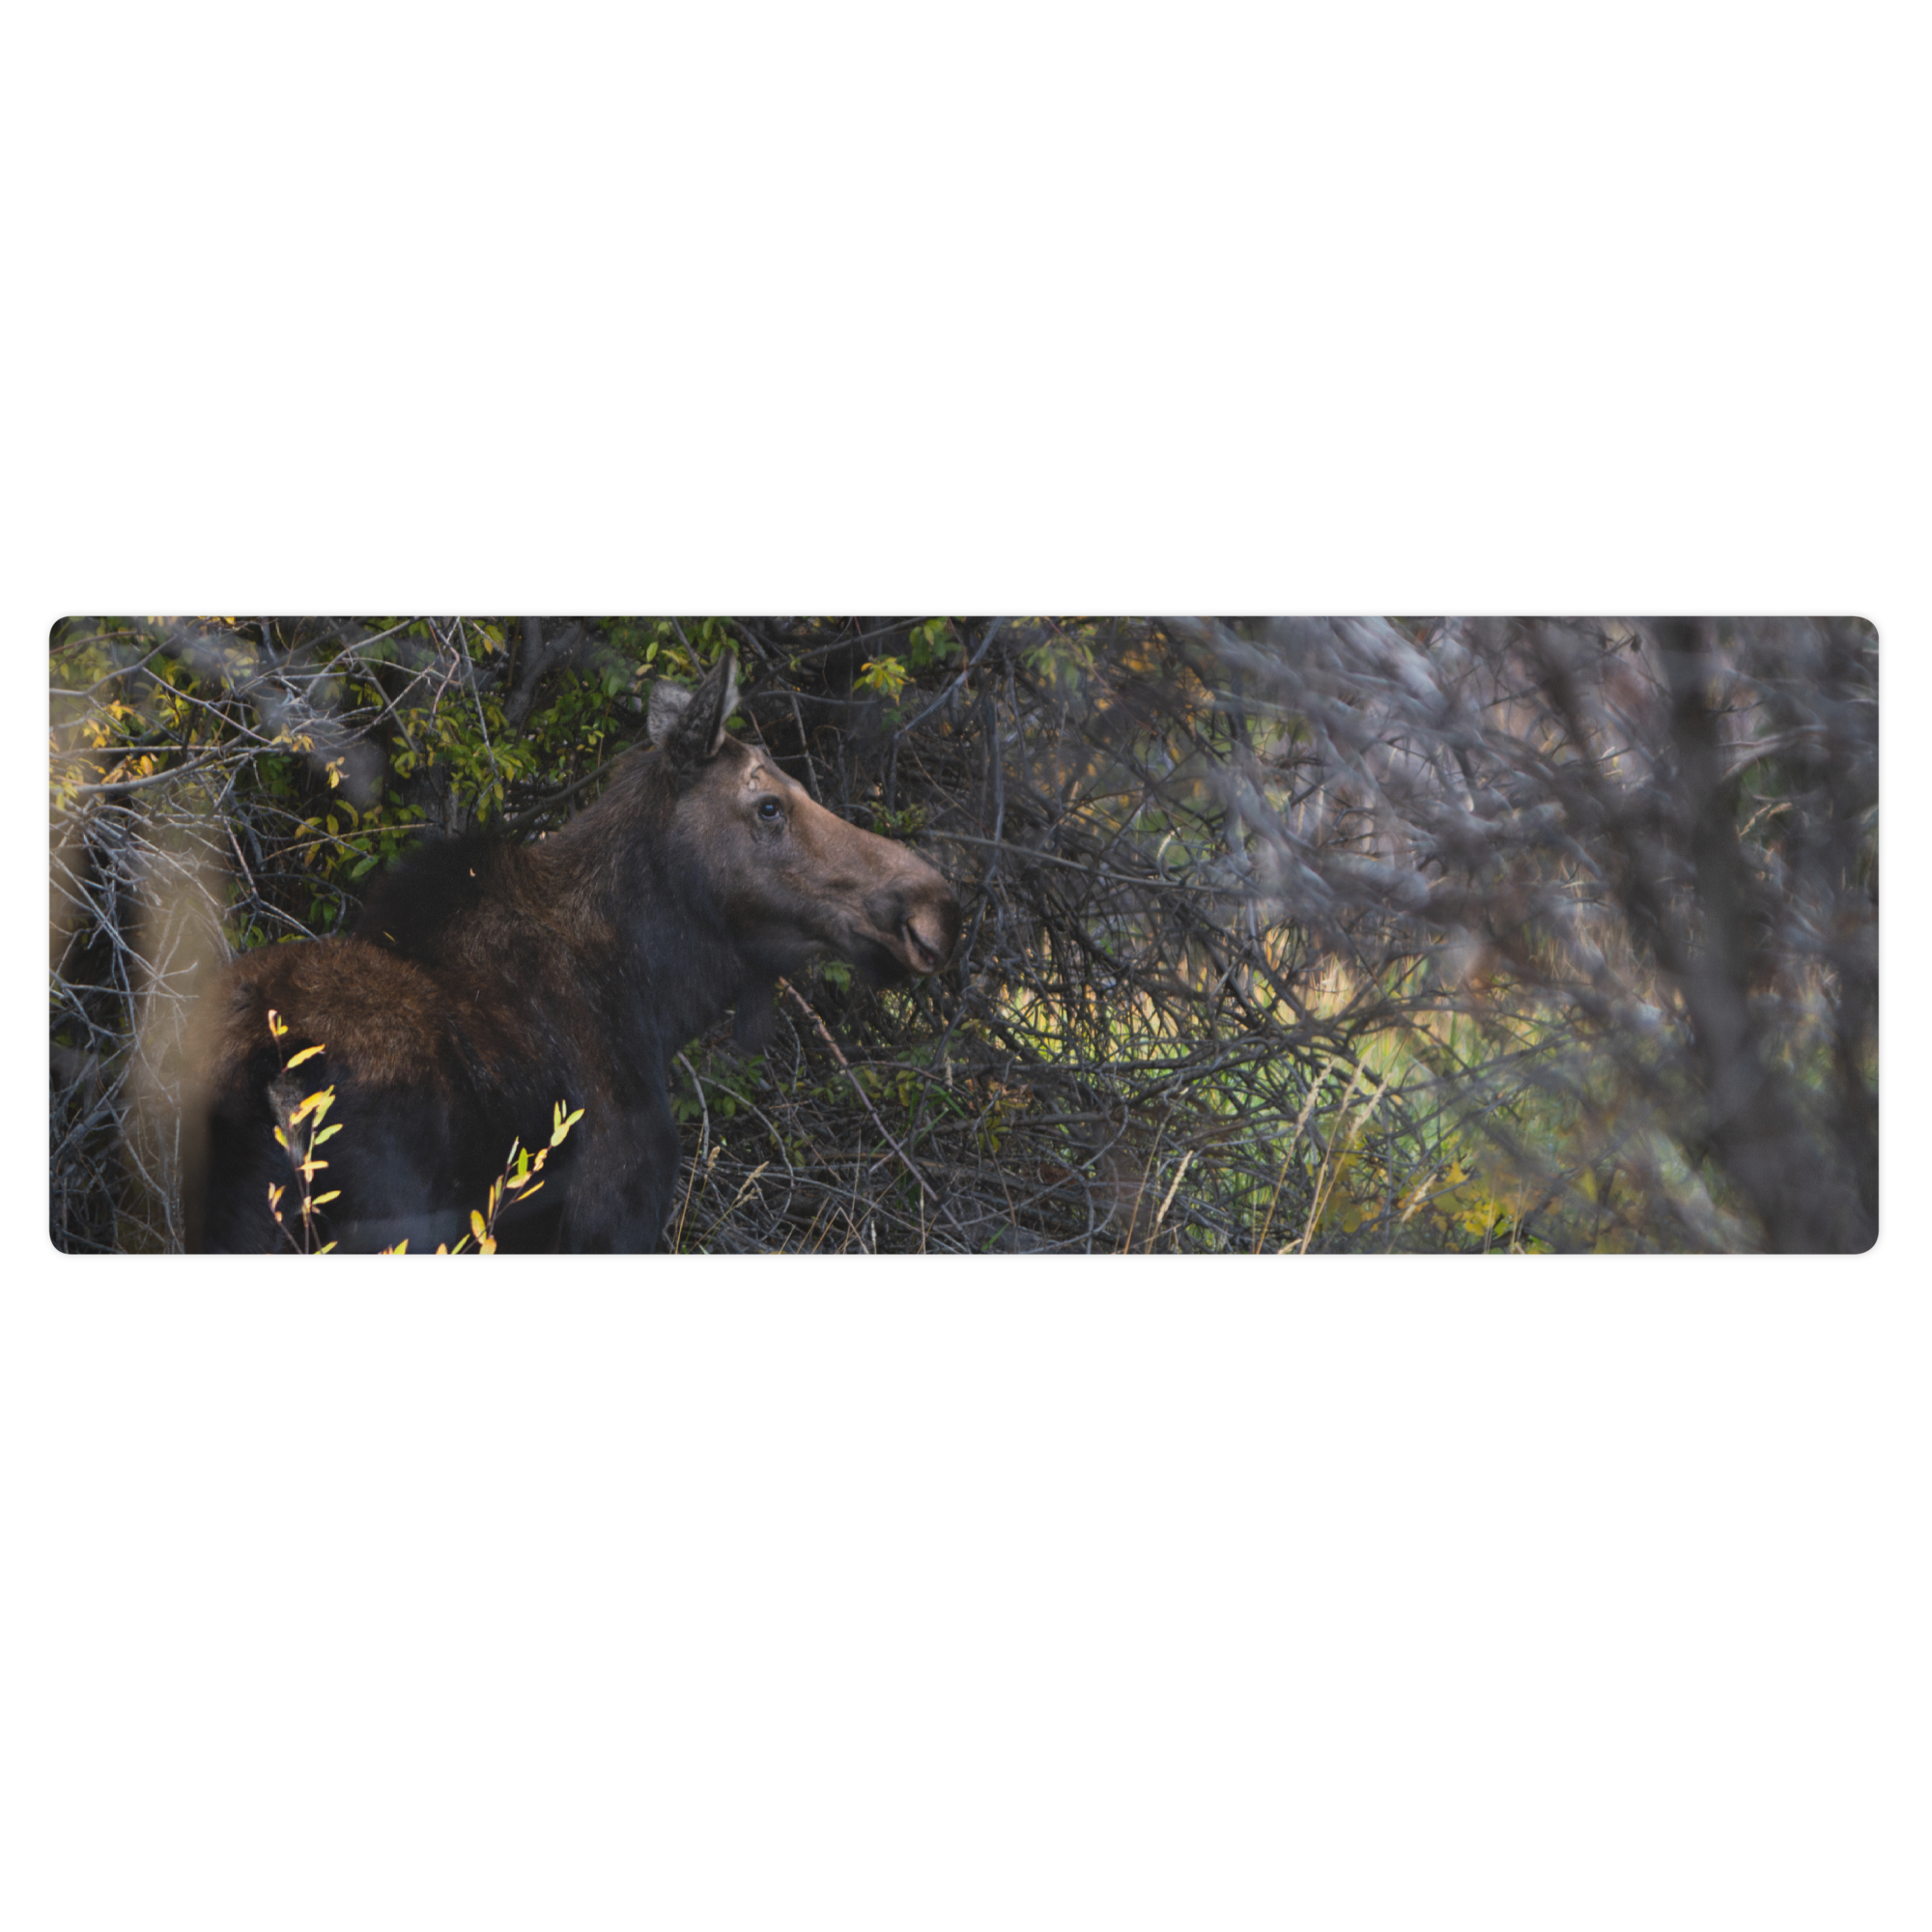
[185,655,959,1253]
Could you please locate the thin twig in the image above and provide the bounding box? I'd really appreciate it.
[778,978,944,1210]
[669,1053,716,1249]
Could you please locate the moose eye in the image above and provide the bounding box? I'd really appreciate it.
[757,798,783,823]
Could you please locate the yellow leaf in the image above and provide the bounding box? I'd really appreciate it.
[382,1239,411,1255]
[313,1190,341,1206]
[286,1044,326,1068]
[470,1209,487,1239]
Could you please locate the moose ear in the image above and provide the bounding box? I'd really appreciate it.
[647,678,691,746]
[650,652,739,770]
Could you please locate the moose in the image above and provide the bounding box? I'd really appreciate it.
[186,652,961,1252]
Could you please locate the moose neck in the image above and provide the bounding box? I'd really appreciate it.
[533,748,753,1065]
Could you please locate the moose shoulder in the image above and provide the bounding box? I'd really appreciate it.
[186,653,960,1253]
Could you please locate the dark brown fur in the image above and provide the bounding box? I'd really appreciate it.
[185,654,959,1252]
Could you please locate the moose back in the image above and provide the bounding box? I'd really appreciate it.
[186,653,960,1252]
